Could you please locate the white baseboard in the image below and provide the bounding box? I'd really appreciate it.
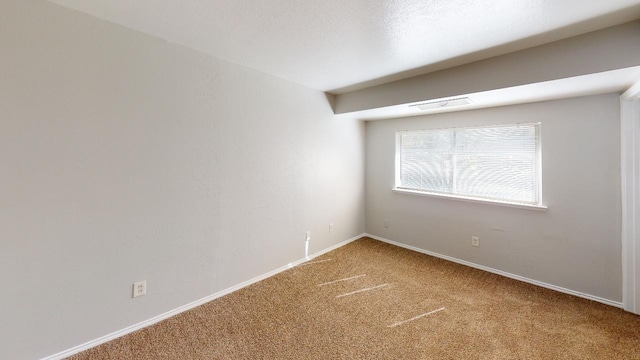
[45,231,620,359]
[365,233,623,309]
[41,233,366,360]
[303,233,364,260]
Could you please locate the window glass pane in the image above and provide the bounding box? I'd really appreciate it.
[399,130,453,192]
[454,125,537,202]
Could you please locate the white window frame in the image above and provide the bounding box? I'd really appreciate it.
[393,123,546,211]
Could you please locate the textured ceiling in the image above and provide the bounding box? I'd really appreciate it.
[47,0,640,93]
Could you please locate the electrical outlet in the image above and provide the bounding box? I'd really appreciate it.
[329,223,334,232]
[133,280,146,298]
[384,219,389,228]
[471,236,479,247]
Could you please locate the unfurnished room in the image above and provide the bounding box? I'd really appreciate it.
[2,0,640,359]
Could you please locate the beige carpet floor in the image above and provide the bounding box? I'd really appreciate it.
[68,237,640,359]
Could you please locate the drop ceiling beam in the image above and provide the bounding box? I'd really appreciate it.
[334,21,640,114]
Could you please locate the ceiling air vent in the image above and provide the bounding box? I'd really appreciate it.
[411,97,472,111]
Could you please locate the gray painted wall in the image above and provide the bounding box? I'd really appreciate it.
[366,95,622,302]
[0,1,365,359]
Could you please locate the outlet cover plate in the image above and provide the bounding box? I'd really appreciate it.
[133,280,147,298]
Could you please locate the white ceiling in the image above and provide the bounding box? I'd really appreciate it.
[47,0,640,93]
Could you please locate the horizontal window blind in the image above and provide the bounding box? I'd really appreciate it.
[396,123,540,204]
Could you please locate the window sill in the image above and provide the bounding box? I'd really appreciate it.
[392,188,548,211]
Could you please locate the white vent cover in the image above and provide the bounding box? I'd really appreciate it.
[411,97,472,111]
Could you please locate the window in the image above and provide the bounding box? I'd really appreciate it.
[395,123,541,206]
